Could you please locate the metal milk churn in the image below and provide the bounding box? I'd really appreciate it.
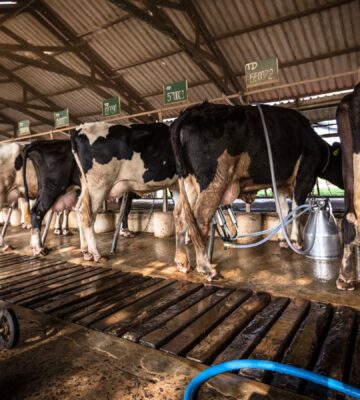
[303,198,341,260]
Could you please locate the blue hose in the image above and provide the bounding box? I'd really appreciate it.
[183,360,360,400]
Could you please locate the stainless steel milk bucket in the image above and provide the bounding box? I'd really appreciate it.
[303,199,341,260]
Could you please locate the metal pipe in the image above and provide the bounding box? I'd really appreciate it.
[110,193,129,255]
[207,221,216,263]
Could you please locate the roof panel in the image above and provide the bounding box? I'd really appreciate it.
[45,0,128,37]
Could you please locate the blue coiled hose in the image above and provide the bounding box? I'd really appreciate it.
[183,360,360,400]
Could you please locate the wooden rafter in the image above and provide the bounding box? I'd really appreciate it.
[111,0,234,96]
[180,0,241,92]
[32,1,154,115]
[0,112,16,137]
[0,65,82,125]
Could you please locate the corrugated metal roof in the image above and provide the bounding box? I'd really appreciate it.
[0,0,358,138]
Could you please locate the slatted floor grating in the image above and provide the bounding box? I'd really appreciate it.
[0,252,359,399]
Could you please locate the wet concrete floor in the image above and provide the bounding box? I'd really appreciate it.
[4,226,360,310]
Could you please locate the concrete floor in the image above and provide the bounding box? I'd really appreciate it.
[0,301,309,400]
[1,226,359,399]
[4,225,360,309]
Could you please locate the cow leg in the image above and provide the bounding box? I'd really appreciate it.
[119,192,135,238]
[54,212,61,235]
[19,198,31,229]
[62,210,72,236]
[276,191,290,248]
[0,201,15,251]
[337,212,357,291]
[30,197,54,256]
[77,186,104,262]
[173,195,191,273]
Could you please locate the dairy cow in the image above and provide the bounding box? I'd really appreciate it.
[23,140,135,256]
[0,142,38,249]
[71,122,178,261]
[336,83,360,290]
[170,102,343,280]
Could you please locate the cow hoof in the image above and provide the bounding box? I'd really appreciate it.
[119,228,135,238]
[93,254,106,262]
[292,241,303,250]
[3,244,13,252]
[279,240,288,249]
[32,247,48,257]
[54,229,61,236]
[177,263,191,274]
[336,277,356,291]
[62,230,73,236]
[21,223,31,230]
[83,252,94,261]
[197,265,217,281]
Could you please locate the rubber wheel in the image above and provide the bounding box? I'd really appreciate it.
[0,308,19,349]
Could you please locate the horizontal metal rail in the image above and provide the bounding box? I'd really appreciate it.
[1,69,358,143]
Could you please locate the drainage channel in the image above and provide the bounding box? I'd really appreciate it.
[0,252,359,399]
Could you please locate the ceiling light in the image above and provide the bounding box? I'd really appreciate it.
[0,1,18,5]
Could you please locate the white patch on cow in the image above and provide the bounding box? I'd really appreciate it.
[77,122,113,145]
[84,152,177,198]
[346,212,357,225]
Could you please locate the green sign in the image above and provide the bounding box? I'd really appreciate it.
[54,109,69,128]
[102,96,120,117]
[245,57,279,88]
[164,80,188,104]
[18,120,30,136]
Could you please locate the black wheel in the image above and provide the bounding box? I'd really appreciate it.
[0,308,19,349]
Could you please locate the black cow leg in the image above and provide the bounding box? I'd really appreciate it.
[119,192,135,238]
[337,216,356,290]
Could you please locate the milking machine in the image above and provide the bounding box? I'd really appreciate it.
[0,307,19,349]
[208,104,341,260]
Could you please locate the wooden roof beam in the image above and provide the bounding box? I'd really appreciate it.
[180,0,242,92]
[0,65,82,125]
[111,0,233,96]
[32,1,154,115]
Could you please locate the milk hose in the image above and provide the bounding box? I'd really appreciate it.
[224,204,311,249]
[183,360,360,400]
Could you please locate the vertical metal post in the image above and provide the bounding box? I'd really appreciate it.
[41,209,54,246]
[111,193,129,255]
[158,111,169,213]
[0,203,14,246]
[207,220,216,263]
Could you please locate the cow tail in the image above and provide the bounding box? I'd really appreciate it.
[171,121,205,249]
[22,145,31,203]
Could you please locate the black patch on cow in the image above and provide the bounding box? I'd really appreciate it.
[72,123,176,182]
[14,154,23,171]
[171,102,343,204]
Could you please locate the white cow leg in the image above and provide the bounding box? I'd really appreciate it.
[75,209,88,258]
[290,198,303,249]
[30,228,46,256]
[277,191,290,248]
[54,212,61,235]
[62,210,72,236]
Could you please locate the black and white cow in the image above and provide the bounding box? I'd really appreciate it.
[0,142,38,249]
[23,139,135,256]
[336,83,360,291]
[170,102,343,280]
[71,122,178,262]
